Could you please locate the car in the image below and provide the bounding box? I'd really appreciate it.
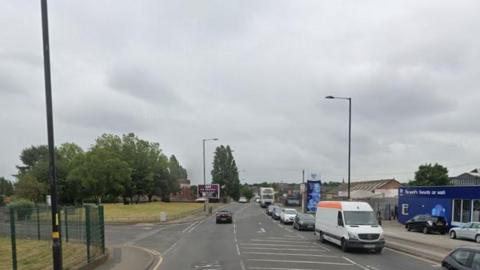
[195,197,206,203]
[315,201,385,253]
[272,206,282,220]
[216,210,233,224]
[239,197,248,203]
[280,208,297,224]
[405,214,447,234]
[449,222,480,243]
[293,213,315,231]
[266,204,274,216]
[442,246,480,270]
[255,198,260,203]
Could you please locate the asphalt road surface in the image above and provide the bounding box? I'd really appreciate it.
[103,202,442,270]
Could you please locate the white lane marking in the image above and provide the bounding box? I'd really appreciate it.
[234,213,240,255]
[342,256,370,270]
[240,247,326,252]
[260,227,266,233]
[163,242,177,256]
[249,268,341,270]
[243,252,337,258]
[240,259,247,270]
[247,259,353,266]
[266,236,302,240]
[129,245,163,270]
[236,243,241,255]
[250,239,311,244]
[182,221,198,233]
[240,243,317,247]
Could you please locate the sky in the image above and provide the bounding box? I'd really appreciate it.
[2,0,480,185]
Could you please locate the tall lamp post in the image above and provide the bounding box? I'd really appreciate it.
[203,138,219,212]
[325,96,352,200]
[41,1,62,269]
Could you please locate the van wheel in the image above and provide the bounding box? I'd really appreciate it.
[341,239,349,252]
[450,231,456,239]
[319,232,326,243]
[475,235,480,243]
[406,225,411,231]
[423,227,429,234]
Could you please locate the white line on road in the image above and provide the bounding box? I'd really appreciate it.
[247,259,353,266]
[249,268,341,270]
[236,243,241,255]
[250,239,311,244]
[240,259,247,270]
[240,243,317,247]
[182,221,198,233]
[163,242,177,256]
[240,247,326,252]
[342,256,371,270]
[129,245,163,270]
[243,251,337,258]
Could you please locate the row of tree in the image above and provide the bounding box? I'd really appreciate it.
[6,133,188,205]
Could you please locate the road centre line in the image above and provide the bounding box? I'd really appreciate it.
[250,239,312,244]
[240,247,326,252]
[240,243,317,247]
[240,259,247,270]
[247,259,353,266]
[182,221,198,233]
[342,256,371,270]
[249,268,342,270]
[243,251,337,258]
[163,242,177,256]
[129,245,163,270]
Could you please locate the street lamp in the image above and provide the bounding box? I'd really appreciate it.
[325,96,352,200]
[203,138,219,212]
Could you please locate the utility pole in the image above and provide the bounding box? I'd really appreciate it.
[41,0,62,269]
[301,169,305,213]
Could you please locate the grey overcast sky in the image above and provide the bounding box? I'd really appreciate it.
[2,1,480,184]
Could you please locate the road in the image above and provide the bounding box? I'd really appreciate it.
[102,202,441,270]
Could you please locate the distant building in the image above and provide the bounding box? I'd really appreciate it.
[170,179,193,201]
[336,179,401,199]
[450,169,480,186]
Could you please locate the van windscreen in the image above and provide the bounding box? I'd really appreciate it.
[343,211,378,226]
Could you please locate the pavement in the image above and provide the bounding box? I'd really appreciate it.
[98,202,446,270]
[382,220,477,262]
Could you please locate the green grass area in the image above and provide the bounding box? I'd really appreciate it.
[0,237,87,270]
[103,202,221,223]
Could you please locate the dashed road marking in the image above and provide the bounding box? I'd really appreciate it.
[247,258,354,266]
[250,239,311,244]
[342,256,371,270]
[243,251,337,258]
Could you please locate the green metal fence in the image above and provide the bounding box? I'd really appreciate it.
[0,205,105,270]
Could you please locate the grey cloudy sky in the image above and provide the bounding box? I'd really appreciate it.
[2,0,480,184]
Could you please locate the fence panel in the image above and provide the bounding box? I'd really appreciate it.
[0,205,105,270]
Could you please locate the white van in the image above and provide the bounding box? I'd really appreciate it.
[314,201,385,253]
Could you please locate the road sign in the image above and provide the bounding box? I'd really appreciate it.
[198,184,220,199]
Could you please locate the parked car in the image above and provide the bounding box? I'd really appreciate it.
[442,246,480,270]
[272,206,282,220]
[293,213,315,231]
[405,214,447,234]
[280,208,298,224]
[216,210,233,224]
[450,222,480,243]
[266,204,274,216]
[255,198,260,203]
[239,197,248,203]
[314,201,385,253]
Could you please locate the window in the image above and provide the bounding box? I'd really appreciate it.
[463,200,472,223]
[343,211,378,226]
[337,211,344,226]
[453,199,462,222]
[401,204,408,215]
[473,200,480,222]
[452,249,472,267]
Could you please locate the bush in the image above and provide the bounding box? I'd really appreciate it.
[0,195,5,206]
[7,199,35,219]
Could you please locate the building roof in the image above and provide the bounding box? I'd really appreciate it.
[336,179,401,193]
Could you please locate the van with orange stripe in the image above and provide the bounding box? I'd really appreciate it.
[314,201,385,253]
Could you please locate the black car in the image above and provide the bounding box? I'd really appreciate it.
[442,246,480,270]
[271,206,281,220]
[216,210,233,224]
[405,214,447,234]
[266,205,274,216]
[293,213,315,231]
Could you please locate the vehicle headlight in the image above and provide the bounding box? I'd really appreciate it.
[427,220,433,226]
[348,232,357,240]
[379,233,384,240]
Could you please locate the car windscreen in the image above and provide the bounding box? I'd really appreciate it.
[285,210,297,214]
[343,211,378,226]
[301,215,314,221]
[262,195,273,199]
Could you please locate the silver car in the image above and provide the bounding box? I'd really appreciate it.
[449,222,480,242]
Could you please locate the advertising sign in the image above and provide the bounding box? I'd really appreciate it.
[306,180,321,213]
[198,184,220,199]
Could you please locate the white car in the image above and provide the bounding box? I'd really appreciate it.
[280,208,297,224]
[239,197,248,203]
[449,222,480,242]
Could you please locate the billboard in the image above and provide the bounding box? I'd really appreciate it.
[306,180,321,213]
[198,184,220,199]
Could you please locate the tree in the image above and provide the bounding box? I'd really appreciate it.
[0,177,14,196]
[240,184,253,200]
[14,174,48,203]
[211,145,240,201]
[409,163,449,186]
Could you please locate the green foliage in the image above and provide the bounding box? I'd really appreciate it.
[211,145,240,200]
[0,195,5,206]
[240,184,254,200]
[7,199,35,219]
[0,177,14,196]
[14,174,48,203]
[409,163,449,186]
